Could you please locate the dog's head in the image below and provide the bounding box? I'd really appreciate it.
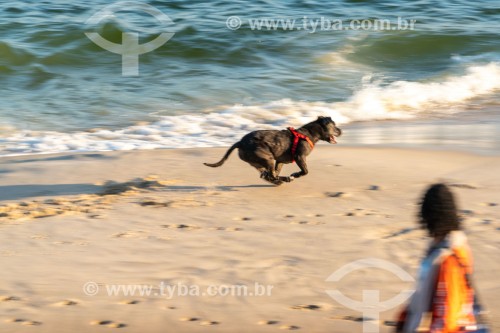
[316,116,342,144]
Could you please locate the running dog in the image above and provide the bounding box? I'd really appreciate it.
[203,116,342,185]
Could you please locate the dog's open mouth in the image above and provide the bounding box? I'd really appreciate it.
[329,135,337,144]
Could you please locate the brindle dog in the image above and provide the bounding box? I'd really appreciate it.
[204,116,342,185]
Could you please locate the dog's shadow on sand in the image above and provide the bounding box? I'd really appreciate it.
[0,183,275,202]
[0,184,101,202]
[163,184,275,192]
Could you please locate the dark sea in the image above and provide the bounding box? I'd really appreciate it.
[1,0,499,155]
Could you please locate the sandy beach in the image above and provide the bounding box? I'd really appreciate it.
[0,146,499,333]
[3,0,500,331]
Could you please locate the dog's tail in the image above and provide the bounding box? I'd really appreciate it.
[203,141,240,168]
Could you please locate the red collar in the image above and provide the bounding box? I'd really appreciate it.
[288,127,314,163]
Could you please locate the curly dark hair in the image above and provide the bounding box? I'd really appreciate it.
[419,183,461,238]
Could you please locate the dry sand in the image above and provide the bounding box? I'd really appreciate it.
[0,146,499,332]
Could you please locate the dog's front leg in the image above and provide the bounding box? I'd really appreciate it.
[290,156,308,179]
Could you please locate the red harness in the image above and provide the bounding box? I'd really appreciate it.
[288,127,314,163]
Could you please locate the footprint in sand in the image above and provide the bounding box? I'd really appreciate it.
[4,318,42,326]
[290,221,307,225]
[325,191,351,198]
[90,320,126,328]
[226,227,243,231]
[4,318,26,323]
[280,325,300,330]
[179,317,199,322]
[54,300,78,306]
[200,320,219,326]
[354,208,382,217]
[140,200,169,208]
[0,295,20,302]
[213,227,243,231]
[113,231,147,238]
[119,300,139,305]
[330,315,377,323]
[233,216,252,221]
[367,185,380,191]
[257,320,279,325]
[4,318,22,322]
[480,202,497,207]
[459,210,476,221]
[290,304,322,311]
[289,221,324,225]
[162,224,200,230]
[90,320,113,325]
[479,219,492,225]
[88,213,106,219]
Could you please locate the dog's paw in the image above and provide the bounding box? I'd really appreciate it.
[283,176,294,182]
[273,179,284,186]
[290,172,301,179]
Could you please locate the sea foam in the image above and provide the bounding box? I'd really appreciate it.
[1,62,500,156]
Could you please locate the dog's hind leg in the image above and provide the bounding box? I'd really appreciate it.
[275,162,293,182]
[253,160,284,186]
[261,171,283,186]
[246,150,285,185]
[248,163,279,185]
[275,162,283,175]
[254,167,270,182]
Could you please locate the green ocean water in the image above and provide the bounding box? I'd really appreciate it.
[0,0,499,154]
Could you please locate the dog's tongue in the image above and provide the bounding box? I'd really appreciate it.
[329,135,337,144]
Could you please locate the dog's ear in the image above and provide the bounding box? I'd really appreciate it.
[317,116,331,127]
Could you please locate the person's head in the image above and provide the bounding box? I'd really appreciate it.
[419,183,461,239]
